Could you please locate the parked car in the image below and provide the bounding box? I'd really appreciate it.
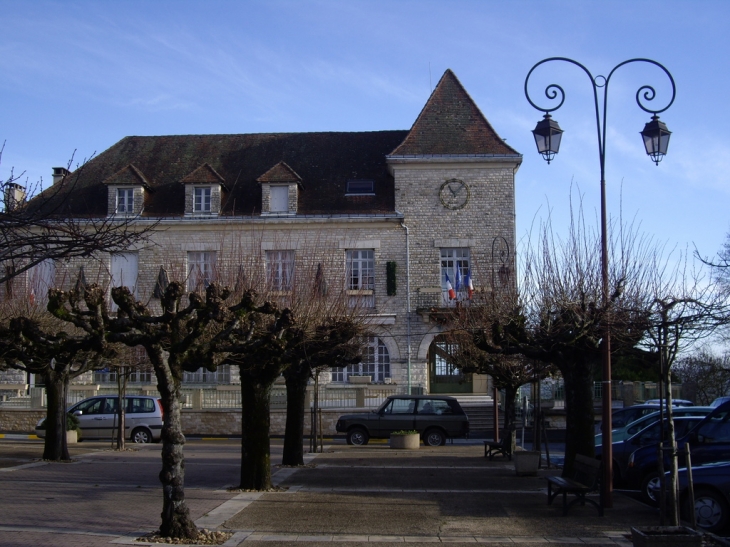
[711,396,730,408]
[644,399,694,407]
[648,461,730,533]
[595,416,706,485]
[595,406,713,446]
[596,402,695,435]
[36,395,163,443]
[335,395,469,446]
[626,400,730,503]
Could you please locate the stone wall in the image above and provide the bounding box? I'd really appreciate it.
[0,408,346,437]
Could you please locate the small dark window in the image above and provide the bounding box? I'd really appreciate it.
[346,180,374,194]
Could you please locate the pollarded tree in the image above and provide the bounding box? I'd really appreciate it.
[281,318,363,466]
[210,291,294,490]
[49,281,233,540]
[0,287,111,461]
[457,197,657,473]
[446,335,554,455]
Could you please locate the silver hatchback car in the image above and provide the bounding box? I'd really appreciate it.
[36,395,163,443]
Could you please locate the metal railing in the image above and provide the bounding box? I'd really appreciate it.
[0,383,421,410]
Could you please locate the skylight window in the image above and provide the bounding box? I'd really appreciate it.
[346,180,374,195]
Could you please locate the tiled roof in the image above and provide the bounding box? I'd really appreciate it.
[390,69,520,157]
[102,164,152,189]
[257,161,303,186]
[35,131,408,217]
[181,163,227,189]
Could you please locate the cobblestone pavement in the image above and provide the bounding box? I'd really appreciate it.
[0,438,699,547]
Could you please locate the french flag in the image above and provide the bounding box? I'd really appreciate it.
[455,266,462,292]
[465,270,474,299]
[445,273,456,300]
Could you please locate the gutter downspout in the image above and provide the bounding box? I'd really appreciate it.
[399,218,412,394]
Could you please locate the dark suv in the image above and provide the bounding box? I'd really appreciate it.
[335,395,469,446]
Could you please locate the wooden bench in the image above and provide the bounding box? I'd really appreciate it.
[547,454,603,516]
[484,435,511,460]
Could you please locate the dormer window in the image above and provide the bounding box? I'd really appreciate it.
[117,188,135,214]
[257,161,303,216]
[103,164,151,217]
[182,164,227,216]
[194,187,212,213]
[346,179,374,195]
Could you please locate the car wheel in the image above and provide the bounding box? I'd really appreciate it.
[687,488,730,533]
[641,471,661,505]
[131,427,152,444]
[424,428,445,447]
[347,428,369,446]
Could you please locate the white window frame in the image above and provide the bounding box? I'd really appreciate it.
[266,250,294,291]
[187,251,217,292]
[331,337,390,383]
[110,252,139,309]
[346,249,374,308]
[193,187,212,213]
[116,188,134,214]
[440,248,470,305]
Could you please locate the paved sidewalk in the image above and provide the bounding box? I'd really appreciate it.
[0,439,665,547]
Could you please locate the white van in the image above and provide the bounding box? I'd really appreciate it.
[36,395,163,443]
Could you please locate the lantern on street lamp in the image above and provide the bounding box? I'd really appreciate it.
[641,115,672,165]
[531,113,563,164]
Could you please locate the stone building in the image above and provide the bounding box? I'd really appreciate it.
[6,69,521,396]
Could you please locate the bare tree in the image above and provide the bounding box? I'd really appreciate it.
[49,281,232,540]
[449,336,554,454]
[675,349,730,406]
[0,145,156,286]
[638,254,729,524]
[0,287,111,461]
[457,196,657,474]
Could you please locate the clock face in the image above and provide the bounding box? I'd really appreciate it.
[439,179,470,210]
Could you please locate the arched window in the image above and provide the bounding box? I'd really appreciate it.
[331,336,390,383]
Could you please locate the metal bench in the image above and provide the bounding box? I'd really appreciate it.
[547,454,603,516]
[484,434,511,460]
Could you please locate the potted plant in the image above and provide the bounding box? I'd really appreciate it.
[390,430,420,449]
[513,448,541,476]
[37,413,82,443]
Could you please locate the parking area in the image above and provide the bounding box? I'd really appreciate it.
[0,437,671,547]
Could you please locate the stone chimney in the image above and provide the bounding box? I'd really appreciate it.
[3,182,26,211]
[52,167,70,185]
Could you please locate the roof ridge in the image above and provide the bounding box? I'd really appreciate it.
[389,69,520,157]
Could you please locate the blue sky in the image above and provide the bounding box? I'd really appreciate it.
[1,0,729,263]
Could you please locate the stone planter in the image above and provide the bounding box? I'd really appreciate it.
[66,430,78,444]
[630,526,702,547]
[513,450,540,476]
[390,433,420,449]
[349,376,372,385]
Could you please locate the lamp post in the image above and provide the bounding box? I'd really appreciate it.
[524,58,676,507]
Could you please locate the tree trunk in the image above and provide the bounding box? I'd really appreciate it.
[561,358,598,476]
[153,357,197,539]
[239,378,274,490]
[282,364,309,466]
[42,370,70,461]
[501,385,519,454]
[116,368,127,450]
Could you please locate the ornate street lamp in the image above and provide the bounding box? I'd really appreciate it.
[524,57,676,508]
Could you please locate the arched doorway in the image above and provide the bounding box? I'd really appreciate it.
[428,335,472,393]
